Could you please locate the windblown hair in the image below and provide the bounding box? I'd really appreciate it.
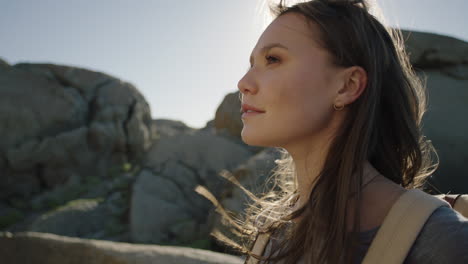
[197,0,438,263]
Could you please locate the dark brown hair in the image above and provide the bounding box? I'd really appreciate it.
[197,0,438,263]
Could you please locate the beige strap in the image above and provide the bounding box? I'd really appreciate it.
[454,195,468,218]
[244,232,271,264]
[362,189,449,264]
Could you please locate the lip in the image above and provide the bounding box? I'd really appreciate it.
[240,103,266,114]
[241,111,264,119]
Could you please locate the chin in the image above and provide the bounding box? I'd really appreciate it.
[240,129,274,147]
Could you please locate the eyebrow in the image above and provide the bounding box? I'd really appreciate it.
[249,43,289,67]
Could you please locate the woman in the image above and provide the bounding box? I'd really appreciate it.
[199,0,468,263]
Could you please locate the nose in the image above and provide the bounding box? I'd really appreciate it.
[237,70,258,96]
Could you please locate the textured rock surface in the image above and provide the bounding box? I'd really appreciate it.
[400,30,468,192]
[214,91,242,138]
[0,232,244,264]
[130,130,253,245]
[0,58,9,69]
[417,70,468,193]
[29,199,109,239]
[403,30,468,79]
[0,63,154,201]
[6,167,136,242]
[220,148,283,215]
[152,119,196,139]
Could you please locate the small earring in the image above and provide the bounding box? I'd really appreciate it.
[333,103,344,111]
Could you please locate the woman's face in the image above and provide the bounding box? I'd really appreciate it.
[238,12,346,148]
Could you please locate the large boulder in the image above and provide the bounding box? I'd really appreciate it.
[402,30,468,79]
[401,31,468,193]
[214,91,242,138]
[220,148,282,215]
[417,70,468,193]
[130,130,253,246]
[0,63,154,202]
[152,119,196,139]
[29,198,110,239]
[0,58,9,69]
[0,232,243,264]
[5,167,136,242]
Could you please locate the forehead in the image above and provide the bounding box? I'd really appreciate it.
[251,13,324,58]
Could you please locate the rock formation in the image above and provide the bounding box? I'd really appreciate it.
[0,232,243,264]
[401,30,468,193]
[0,62,154,202]
[130,130,253,245]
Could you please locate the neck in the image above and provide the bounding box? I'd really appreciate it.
[284,137,332,211]
[282,112,345,208]
[289,158,382,223]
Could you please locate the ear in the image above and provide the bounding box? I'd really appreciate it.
[335,66,367,106]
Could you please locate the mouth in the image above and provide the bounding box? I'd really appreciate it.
[241,110,265,119]
[240,103,266,115]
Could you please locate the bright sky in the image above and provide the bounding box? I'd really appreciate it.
[1,0,467,129]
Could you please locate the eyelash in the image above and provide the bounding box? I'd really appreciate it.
[249,55,280,69]
[265,55,280,65]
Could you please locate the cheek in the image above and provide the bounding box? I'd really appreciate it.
[285,92,332,129]
[275,73,335,133]
[283,69,333,112]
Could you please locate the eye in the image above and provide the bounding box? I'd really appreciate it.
[247,55,280,70]
[265,55,280,65]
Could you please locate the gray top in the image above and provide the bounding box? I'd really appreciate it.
[263,206,468,263]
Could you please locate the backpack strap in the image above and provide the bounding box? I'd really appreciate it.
[362,189,450,264]
[244,232,271,264]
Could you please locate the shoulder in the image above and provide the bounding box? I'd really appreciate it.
[404,205,468,264]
